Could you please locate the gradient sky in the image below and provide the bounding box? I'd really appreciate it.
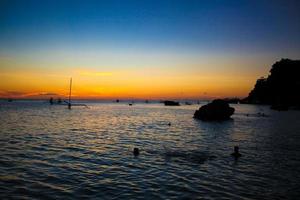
[0,0,299,99]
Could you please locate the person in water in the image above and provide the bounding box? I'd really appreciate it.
[133,148,139,156]
[231,146,242,159]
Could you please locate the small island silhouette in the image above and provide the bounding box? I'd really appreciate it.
[243,59,300,110]
[194,99,235,121]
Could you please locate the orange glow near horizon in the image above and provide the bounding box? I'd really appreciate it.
[0,51,274,100]
[0,66,261,100]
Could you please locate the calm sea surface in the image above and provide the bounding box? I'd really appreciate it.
[1,101,300,199]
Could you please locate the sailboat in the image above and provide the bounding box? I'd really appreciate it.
[64,78,88,109]
[48,78,88,108]
[49,78,88,110]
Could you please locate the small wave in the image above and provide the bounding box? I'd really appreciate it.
[146,147,216,164]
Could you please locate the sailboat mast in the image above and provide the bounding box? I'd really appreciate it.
[67,77,72,109]
[69,77,72,104]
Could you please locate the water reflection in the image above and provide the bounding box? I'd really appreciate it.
[0,101,300,199]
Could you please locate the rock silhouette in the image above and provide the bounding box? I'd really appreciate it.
[194,99,235,120]
[222,98,240,104]
[243,59,300,110]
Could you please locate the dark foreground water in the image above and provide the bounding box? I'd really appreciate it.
[1,101,300,199]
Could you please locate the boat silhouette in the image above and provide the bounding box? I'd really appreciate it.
[49,78,88,109]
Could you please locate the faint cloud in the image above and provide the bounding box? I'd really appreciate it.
[0,91,62,99]
[76,70,113,77]
[0,90,27,98]
[38,92,58,96]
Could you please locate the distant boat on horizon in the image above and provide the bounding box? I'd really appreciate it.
[163,100,180,106]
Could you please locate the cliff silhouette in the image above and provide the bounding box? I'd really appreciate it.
[243,59,300,110]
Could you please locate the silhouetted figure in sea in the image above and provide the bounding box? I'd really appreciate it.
[133,148,139,156]
[231,146,241,159]
[68,102,71,109]
[49,97,54,105]
[57,98,62,104]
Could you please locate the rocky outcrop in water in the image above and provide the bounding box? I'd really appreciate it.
[194,99,235,120]
[243,59,300,110]
[222,98,240,104]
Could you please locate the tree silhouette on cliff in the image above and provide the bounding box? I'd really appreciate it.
[244,59,300,109]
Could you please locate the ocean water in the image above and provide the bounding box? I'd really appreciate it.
[1,101,300,199]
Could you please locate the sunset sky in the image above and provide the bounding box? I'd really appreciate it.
[1,0,299,99]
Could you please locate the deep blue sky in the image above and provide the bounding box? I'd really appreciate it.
[1,0,300,54]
